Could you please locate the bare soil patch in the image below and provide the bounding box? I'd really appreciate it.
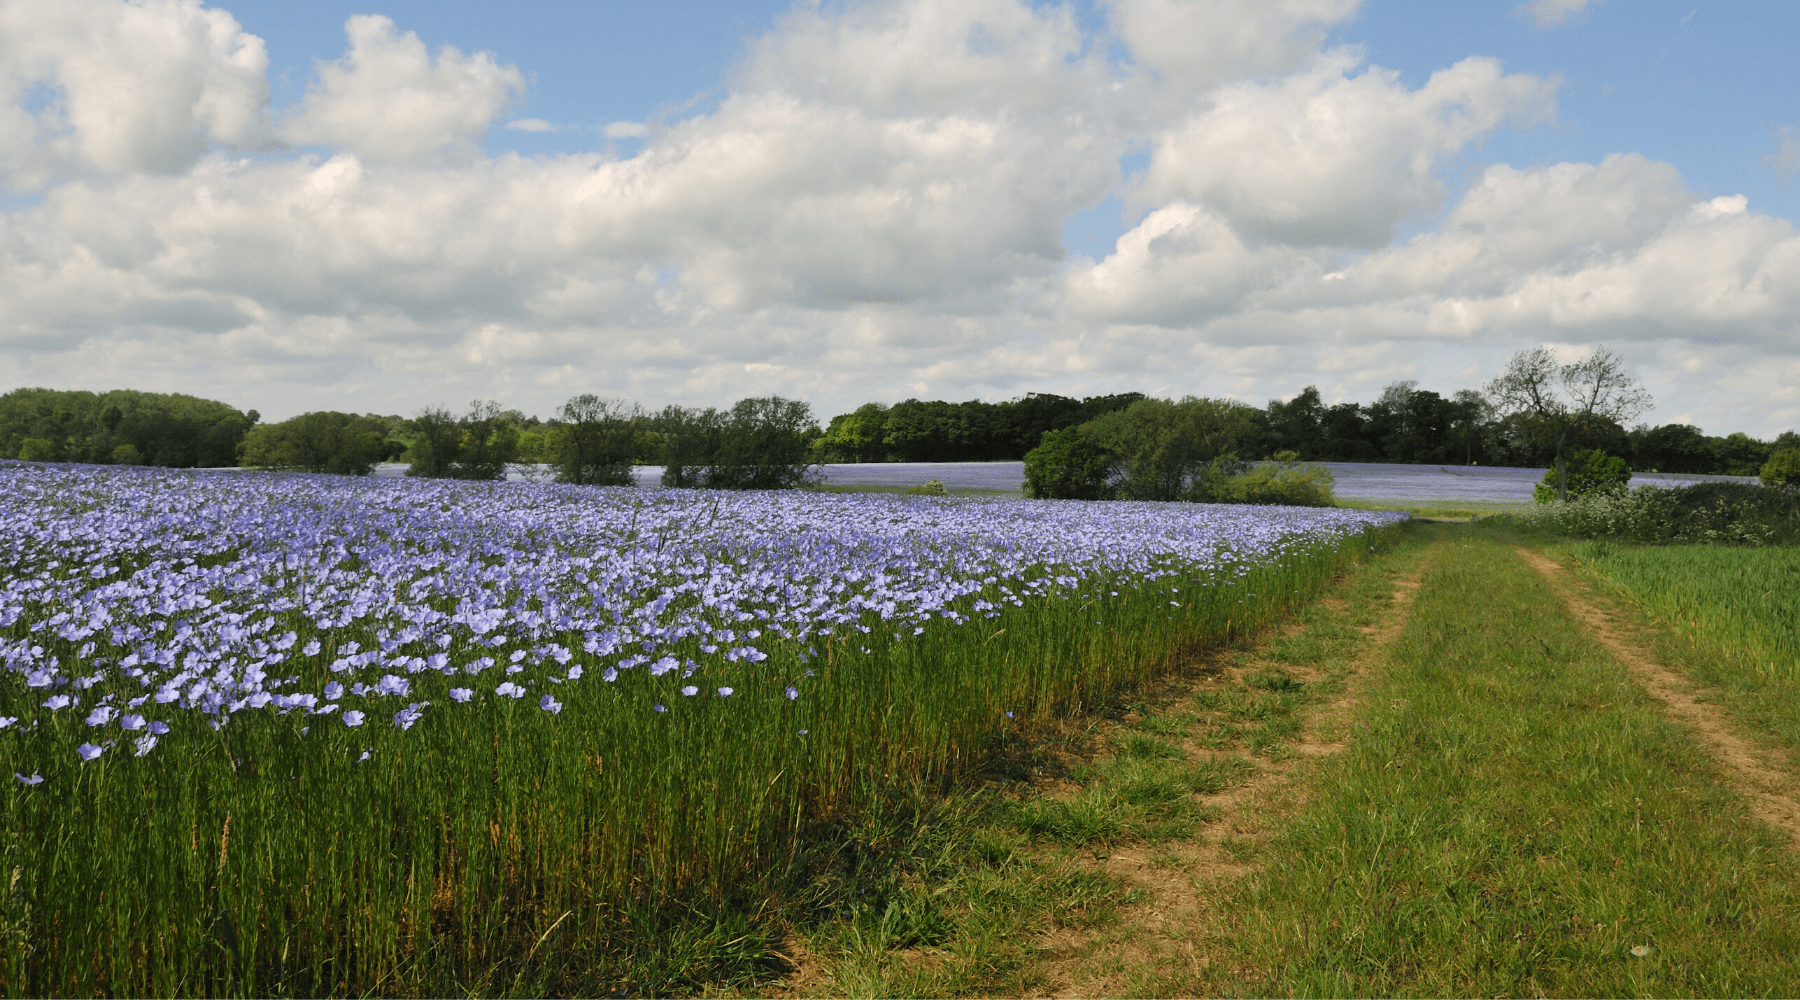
[1517,547,1800,848]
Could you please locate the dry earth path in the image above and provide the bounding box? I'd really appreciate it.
[1517,547,1800,849]
[1027,560,1433,998]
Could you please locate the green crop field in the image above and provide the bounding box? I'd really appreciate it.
[1566,540,1800,762]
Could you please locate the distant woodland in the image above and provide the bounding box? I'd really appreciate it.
[3,382,1795,479]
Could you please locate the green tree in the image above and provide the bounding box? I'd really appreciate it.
[657,405,723,488]
[17,437,54,462]
[1080,396,1260,502]
[554,395,640,486]
[406,401,518,480]
[240,412,391,476]
[816,402,889,463]
[1487,346,1652,502]
[1533,448,1632,503]
[1762,448,1800,487]
[1022,428,1114,500]
[705,396,818,490]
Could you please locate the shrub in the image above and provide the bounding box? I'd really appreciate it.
[17,437,54,462]
[1224,452,1336,507]
[1080,397,1261,502]
[904,478,948,496]
[1762,448,1800,487]
[1022,428,1114,499]
[1496,481,1800,546]
[111,444,143,465]
[240,412,391,476]
[1534,448,1631,503]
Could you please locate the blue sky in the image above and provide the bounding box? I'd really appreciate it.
[219,0,1800,248]
[2,0,1796,435]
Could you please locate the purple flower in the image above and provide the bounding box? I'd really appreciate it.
[494,681,525,699]
[717,686,734,697]
[149,720,170,735]
[392,703,427,730]
[342,710,366,727]
[77,742,104,762]
[323,682,344,700]
[449,687,473,703]
[785,686,799,700]
[653,703,667,713]
[134,734,158,757]
[681,686,699,697]
[44,694,72,711]
[119,713,146,731]
[84,706,117,726]
[15,773,44,786]
[0,716,16,729]
[539,694,562,714]
[302,638,321,656]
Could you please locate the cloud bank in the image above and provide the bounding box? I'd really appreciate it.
[1,0,1795,436]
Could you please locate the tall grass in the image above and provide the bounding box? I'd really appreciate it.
[0,498,1395,994]
[1570,541,1799,680]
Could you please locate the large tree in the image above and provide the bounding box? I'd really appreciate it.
[553,394,639,486]
[1486,346,1652,501]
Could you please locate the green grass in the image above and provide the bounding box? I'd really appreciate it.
[1335,497,1529,521]
[1563,539,1800,765]
[0,515,1398,997]
[1213,532,1800,997]
[766,521,1442,998]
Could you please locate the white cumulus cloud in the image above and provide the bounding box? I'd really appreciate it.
[0,0,268,187]
[0,0,1795,438]
[275,15,523,165]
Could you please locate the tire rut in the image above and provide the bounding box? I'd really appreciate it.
[1028,556,1433,998]
[1517,547,1800,849]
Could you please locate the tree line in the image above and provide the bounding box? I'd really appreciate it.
[6,371,1797,488]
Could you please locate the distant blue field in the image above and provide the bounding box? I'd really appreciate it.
[370,460,1756,505]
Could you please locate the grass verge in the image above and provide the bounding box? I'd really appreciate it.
[1209,531,1800,996]
[752,521,1440,998]
[1553,539,1800,769]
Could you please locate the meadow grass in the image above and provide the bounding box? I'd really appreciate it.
[760,520,1442,998]
[1559,539,1800,765]
[1213,531,1800,996]
[1333,497,1528,521]
[0,489,1397,997]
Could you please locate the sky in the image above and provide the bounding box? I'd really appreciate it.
[1,0,1797,436]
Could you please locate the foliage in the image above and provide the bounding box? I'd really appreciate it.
[17,437,53,462]
[704,395,818,490]
[553,394,640,486]
[1763,447,1800,487]
[1220,533,1800,997]
[1080,396,1262,502]
[814,392,1145,463]
[903,478,947,496]
[1532,447,1631,503]
[1496,481,1800,546]
[239,411,401,476]
[0,463,1402,995]
[656,404,722,487]
[406,400,519,480]
[1224,452,1336,507]
[1487,346,1651,501]
[0,387,256,468]
[1022,427,1114,500]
